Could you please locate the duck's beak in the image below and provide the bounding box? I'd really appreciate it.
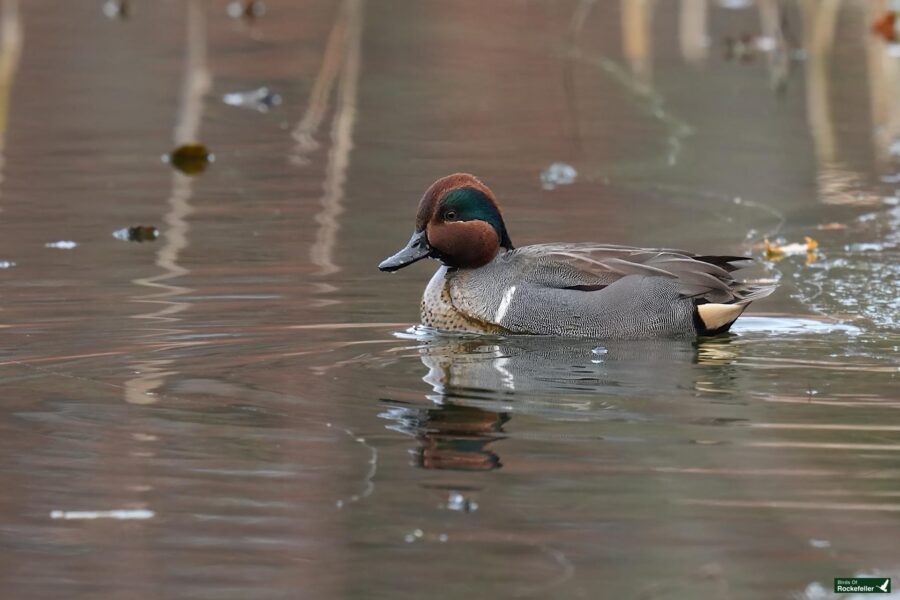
[379,230,430,272]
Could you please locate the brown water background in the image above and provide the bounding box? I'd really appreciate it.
[0,1,898,598]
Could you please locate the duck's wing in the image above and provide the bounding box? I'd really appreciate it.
[448,244,775,337]
[507,243,773,303]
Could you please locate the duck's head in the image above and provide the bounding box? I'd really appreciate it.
[379,173,514,272]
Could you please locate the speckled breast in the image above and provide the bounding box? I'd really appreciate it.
[420,266,506,334]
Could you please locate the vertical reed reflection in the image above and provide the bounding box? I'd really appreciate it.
[126,0,209,404]
[679,0,708,65]
[801,0,839,165]
[757,0,791,93]
[562,0,597,156]
[569,3,691,176]
[290,5,347,165]
[0,0,22,192]
[621,0,654,83]
[865,1,900,166]
[290,0,364,277]
[801,0,880,205]
[0,0,20,331]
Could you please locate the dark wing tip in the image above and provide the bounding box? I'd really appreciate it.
[692,255,755,273]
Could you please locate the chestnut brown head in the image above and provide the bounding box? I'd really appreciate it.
[379,174,514,272]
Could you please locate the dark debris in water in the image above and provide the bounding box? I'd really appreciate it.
[222,87,282,113]
[722,33,793,64]
[540,162,577,190]
[102,0,129,20]
[163,144,214,175]
[227,0,266,19]
[113,226,159,243]
[723,33,761,63]
[444,492,479,513]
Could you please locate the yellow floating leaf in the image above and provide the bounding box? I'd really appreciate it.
[765,237,819,261]
[764,239,784,260]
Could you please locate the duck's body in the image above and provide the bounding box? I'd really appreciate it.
[381,174,775,339]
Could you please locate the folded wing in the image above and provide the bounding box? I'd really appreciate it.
[448,244,775,338]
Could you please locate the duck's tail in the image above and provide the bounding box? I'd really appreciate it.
[695,283,776,335]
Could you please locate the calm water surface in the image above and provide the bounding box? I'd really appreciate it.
[0,1,898,599]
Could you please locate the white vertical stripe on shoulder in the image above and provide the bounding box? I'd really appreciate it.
[493,285,517,324]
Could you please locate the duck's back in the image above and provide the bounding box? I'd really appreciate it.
[434,243,774,339]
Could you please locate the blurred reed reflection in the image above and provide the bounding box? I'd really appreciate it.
[679,0,709,65]
[293,0,365,277]
[126,0,208,405]
[0,0,20,296]
[0,0,21,172]
[866,1,900,165]
[621,0,655,83]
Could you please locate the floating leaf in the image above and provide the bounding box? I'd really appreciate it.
[113,226,159,243]
[764,237,818,262]
[164,144,213,175]
[872,12,898,43]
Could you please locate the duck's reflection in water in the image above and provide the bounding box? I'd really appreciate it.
[381,334,741,471]
[383,402,508,471]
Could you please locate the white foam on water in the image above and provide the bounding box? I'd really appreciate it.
[731,316,861,336]
[45,240,77,250]
[50,509,155,520]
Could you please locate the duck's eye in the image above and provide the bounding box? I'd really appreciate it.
[445,210,457,220]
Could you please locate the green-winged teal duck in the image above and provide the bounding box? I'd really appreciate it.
[379,174,775,339]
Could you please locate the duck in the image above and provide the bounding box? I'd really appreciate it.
[378,173,775,339]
